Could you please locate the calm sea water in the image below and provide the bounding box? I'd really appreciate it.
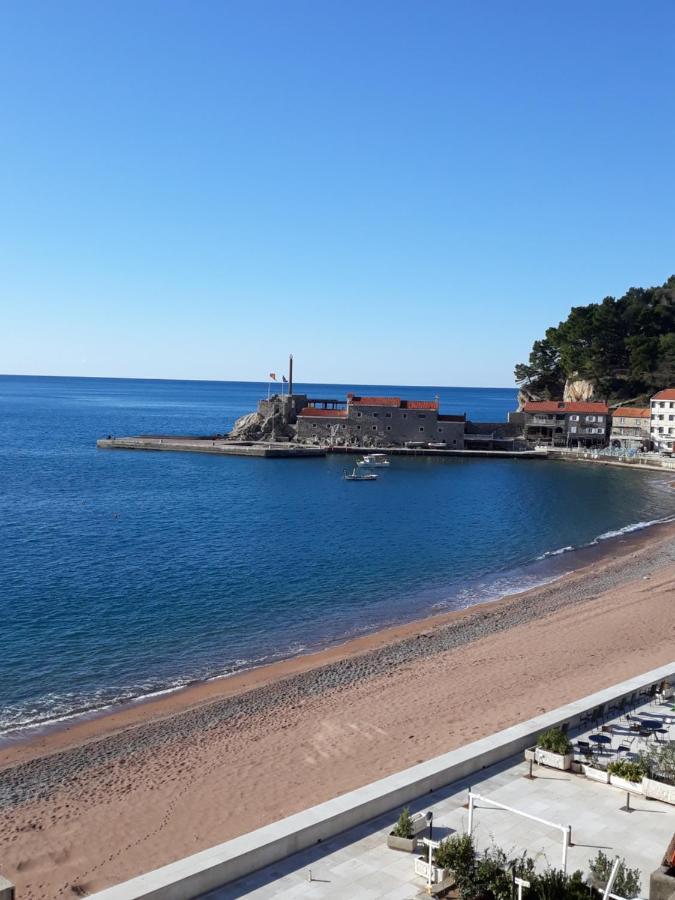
[0,375,673,737]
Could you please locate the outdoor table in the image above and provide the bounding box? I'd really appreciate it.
[589,734,611,746]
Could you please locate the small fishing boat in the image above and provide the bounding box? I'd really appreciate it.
[356,453,390,467]
[343,467,378,481]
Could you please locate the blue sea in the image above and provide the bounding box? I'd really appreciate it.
[1,375,673,738]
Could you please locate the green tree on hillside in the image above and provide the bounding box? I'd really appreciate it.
[515,275,675,402]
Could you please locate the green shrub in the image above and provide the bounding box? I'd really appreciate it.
[643,743,675,785]
[391,807,414,839]
[536,727,572,755]
[607,758,647,782]
[589,850,641,897]
[434,832,475,875]
[530,868,588,899]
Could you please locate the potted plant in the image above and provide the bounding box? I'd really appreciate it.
[607,758,646,794]
[415,833,473,886]
[581,755,609,783]
[387,807,425,852]
[532,727,573,770]
[641,745,675,804]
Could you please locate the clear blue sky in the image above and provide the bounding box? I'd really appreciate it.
[1,1,673,386]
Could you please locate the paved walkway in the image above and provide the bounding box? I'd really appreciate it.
[202,697,675,899]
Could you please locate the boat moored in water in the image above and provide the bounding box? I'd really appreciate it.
[356,453,390,468]
[343,467,378,481]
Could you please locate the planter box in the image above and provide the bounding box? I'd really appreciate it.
[414,856,448,884]
[387,833,418,852]
[642,777,675,805]
[609,773,643,794]
[533,748,572,771]
[583,764,609,784]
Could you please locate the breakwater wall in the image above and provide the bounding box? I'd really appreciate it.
[97,436,547,460]
[96,437,326,458]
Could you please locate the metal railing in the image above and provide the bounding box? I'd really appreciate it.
[466,790,572,872]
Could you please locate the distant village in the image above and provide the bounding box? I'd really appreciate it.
[230,375,675,456]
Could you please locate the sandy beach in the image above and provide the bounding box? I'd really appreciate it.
[1,523,675,898]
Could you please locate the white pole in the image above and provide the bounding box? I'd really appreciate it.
[427,841,433,890]
[468,793,474,836]
[602,857,621,900]
[561,824,569,873]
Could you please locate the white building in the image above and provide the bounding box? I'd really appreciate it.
[650,388,675,453]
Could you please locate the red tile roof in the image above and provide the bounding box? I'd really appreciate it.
[404,400,438,410]
[297,407,347,418]
[612,407,650,419]
[349,396,401,407]
[652,389,675,401]
[523,401,609,414]
[348,396,438,410]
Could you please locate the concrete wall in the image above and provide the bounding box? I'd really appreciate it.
[296,415,348,443]
[88,663,675,900]
[346,405,465,447]
[0,876,15,900]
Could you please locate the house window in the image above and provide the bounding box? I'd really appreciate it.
[570,415,579,421]
[372,425,377,431]
[419,426,425,432]
[385,412,392,418]
[373,412,379,417]
[570,426,577,433]
[357,412,362,417]
[402,413,407,418]
[452,439,456,445]
[597,416,604,423]
[417,414,426,419]
[386,426,391,431]
[312,423,316,428]
[438,428,442,433]
[357,425,361,430]
[587,415,596,423]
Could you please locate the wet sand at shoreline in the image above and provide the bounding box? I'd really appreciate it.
[1,523,674,897]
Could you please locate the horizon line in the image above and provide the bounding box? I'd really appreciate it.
[0,372,517,391]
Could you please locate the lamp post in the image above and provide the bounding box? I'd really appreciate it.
[425,810,433,842]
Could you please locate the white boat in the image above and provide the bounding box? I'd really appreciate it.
[356,453,390,467]
[343,467,378,481]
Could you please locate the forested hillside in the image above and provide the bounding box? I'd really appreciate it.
[515,275,675,404]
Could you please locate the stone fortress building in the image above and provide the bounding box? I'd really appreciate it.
[296,395,467,448]
[227,358,519,450]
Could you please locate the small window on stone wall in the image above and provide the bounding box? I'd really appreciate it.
[419,426,424,432]
[386,426,391,431]
[372,425,377,431]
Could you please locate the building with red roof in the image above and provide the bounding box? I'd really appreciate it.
[609,407,651,450]
[296,393,466,448]
[522,400,609,447]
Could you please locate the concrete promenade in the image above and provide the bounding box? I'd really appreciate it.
[97,436,546,461]
[96,437,327,458]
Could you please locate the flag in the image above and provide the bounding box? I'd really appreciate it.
[282,376,288,383]
[269,373,276,380]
